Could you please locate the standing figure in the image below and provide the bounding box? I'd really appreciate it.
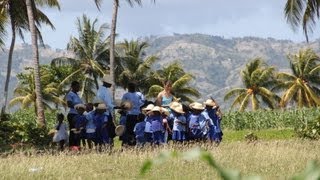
[121,82,145,146]
[150,106,164,145]
[156,81,174,107]
[204,99,223,144]
[188,102,207,141]
[93,103,110,150]
[66,81,83,147]
[170,102,187,143]
[52,113,68,151]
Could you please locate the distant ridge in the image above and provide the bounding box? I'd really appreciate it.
[1,34,320,110]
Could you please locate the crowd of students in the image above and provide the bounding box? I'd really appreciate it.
[52,76,223,151]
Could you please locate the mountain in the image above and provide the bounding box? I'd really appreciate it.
[1,34,320,110]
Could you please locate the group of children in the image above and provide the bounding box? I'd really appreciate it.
[52,98,223,150]
[128,98,223,147]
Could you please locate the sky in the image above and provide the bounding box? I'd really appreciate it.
[7,0,320,49]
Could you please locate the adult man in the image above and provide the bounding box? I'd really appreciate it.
[97,75,115,116]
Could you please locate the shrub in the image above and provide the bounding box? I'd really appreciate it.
[295,115,320,140]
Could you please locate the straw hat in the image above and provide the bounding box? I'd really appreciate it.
[75,104,86,110]
[102,75,112,84]
[151,106,161,112]
[161,107,170,116]
[143,104,154,111]
[93,98,104,105]
[96,103,107,110]
[204,99,217,107]
[189,102,205,111]
[120,100,133,111]
[115,125,125,136]
[170,104,184,114]
[169,101,181,110]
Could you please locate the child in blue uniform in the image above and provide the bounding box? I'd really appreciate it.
[73,104,87,148]
[134,113,146,147]
[170,102,186,142]
[94,103,109,150]
[204,99,223,144]
[85,103,96,149]
[188,102,207,141]
[143,104,154,144]
[150,106,164,145]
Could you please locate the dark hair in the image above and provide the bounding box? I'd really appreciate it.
[71,81,80,88]
[128,82,136,92]
[56,113,64,130]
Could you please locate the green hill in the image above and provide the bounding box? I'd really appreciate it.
[1,34,320,110]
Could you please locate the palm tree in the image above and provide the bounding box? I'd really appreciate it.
[275,48,320,108]
[117,39,157,93]
[0,0,59,118]
[94,0,155,101]
[224,58,279,111]
[51,15,109,103]
[10,66,65,114]
[0,3,6,48]
[147,62,201,103]
[284,0,320,41]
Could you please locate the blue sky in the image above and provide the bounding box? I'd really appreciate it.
[8,0,320,49]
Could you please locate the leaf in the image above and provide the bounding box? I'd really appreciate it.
[291,160,320,180]
[140,160,153,176]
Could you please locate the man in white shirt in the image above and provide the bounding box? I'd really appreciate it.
[97,75,115,115]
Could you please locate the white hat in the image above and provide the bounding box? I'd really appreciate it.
[96,103,107,110]
[143,104,154,111]
[151,106,161,112]
[102,75,112,84]
[161,107,170,116]
[189,102,205,111]
[74,104,86,110]
[204,99,217,107]
[170,103,184,114]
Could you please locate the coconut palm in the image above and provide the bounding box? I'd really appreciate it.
[284,0,320,41]
[0,3,6,47]
[94,0,155,101]
[224,58,279,111]
[0,0,59,118]
[147,62,201,103]
[51,15,109,103]
[10,66,65,114]
[275,48,320,108]
[117,39,157,93]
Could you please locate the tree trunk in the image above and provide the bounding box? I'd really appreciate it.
[1,9,16,117]
[109,0,119,101]
[26,0,46,127]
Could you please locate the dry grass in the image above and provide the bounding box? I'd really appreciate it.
[1,140,320,179]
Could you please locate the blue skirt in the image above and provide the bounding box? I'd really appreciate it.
[153,131,164,144]
[172,131,186,141]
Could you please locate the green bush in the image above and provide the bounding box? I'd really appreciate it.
[295,115,320,140]
[0,109,58,150]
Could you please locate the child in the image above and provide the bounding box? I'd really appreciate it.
[204,99,223,144]
[94,103,109,150]
[170,103,186,142]
[52,113,68,151]
[161,107,172,144]
[73,104,87,148]
[150,106,164,145]
[143,104,154,144]
[188,102,207,141]
[134,113,146,147]
[85,103,96,149]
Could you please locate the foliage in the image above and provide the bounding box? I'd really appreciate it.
[275,48,320,108]
[147,62,201,103]
[224,58,279,111]
[295,115,320,140]
[222,108,320,130]
[0,109,56,150]
[51,14,109,103]
[116,39,157,93]
[140,147,320,180]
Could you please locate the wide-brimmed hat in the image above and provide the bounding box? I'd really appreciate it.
[75,104,86,110]
[96,103,107,110]
[151,106,161,112]
[169,101,181,110]
[115,125,125,136]
[189,102,205,111]
[143,104,154,111]
[120,101,133,111]
[170,104,184,114]
[204,99,217,107]
[102,75,112,84]
[161,107,170,116]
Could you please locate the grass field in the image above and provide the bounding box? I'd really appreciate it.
[1,137,320,179]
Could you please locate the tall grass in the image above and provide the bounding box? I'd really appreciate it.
[1,140,320,179]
